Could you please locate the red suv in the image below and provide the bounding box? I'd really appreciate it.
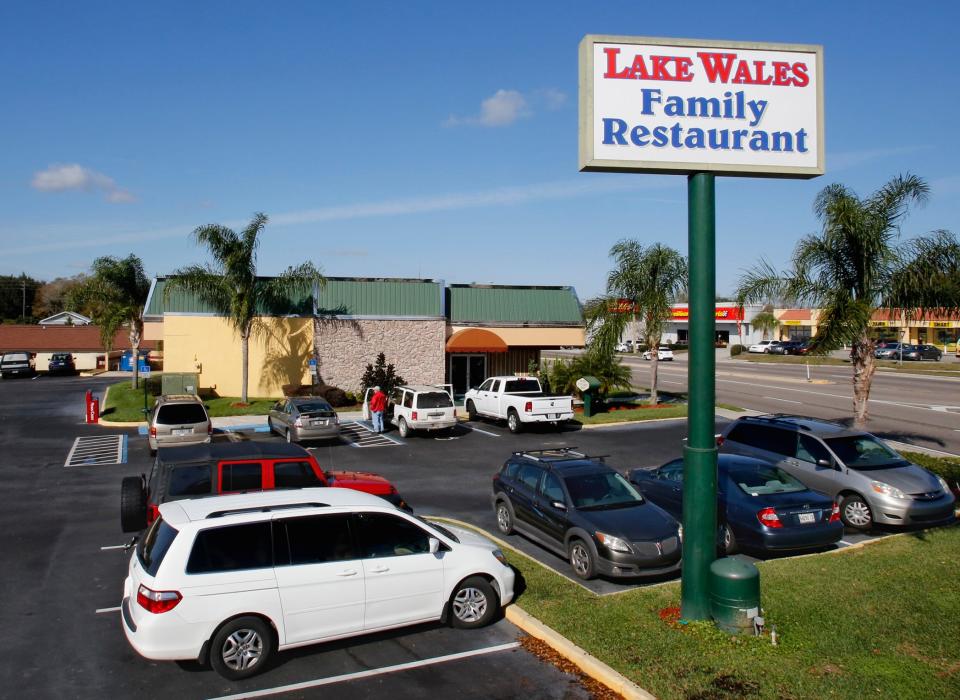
[120,442,407,532]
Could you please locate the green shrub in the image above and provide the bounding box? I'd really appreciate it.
[729,344,745,356]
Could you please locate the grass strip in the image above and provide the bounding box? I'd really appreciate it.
[506,525,960,700]
[576,404,688,424]
[101,378,276,421]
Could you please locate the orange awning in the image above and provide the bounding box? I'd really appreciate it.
[445,328,508,353]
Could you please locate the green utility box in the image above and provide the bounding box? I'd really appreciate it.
[161,372,199,396]
[575,375,602,417]
[709,557,761,634]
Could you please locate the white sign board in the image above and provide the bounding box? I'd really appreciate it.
[579,35,824,178]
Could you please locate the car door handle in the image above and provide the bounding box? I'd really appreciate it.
[336,569,358,577]
[368,565,390,574]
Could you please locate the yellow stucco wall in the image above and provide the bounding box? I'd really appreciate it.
[163,315,312,398]
[447,325,585,347]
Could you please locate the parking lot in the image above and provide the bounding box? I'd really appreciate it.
[0,374,927,698]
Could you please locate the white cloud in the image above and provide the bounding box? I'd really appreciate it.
[31,163,136,203]
[446,89,530,127]
[535,87,567,110]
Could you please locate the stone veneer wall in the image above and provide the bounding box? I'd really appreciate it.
[313,318,446,394]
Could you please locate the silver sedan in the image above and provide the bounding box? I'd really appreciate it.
[268,397,341,443]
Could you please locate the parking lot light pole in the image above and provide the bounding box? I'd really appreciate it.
[681,172,718,621]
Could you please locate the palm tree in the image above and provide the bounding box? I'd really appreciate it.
[751,310,779,341]
[165,213,324,403]
[587,241,688,405]
[736,174,960,427]
[70,255,151,389]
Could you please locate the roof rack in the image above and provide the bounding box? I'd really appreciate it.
[206,502,328,519]
[513,447,608,464]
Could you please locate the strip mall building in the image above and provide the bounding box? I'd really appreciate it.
[144,277,584,398]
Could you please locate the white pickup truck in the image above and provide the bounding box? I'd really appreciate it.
[464,376,574,433]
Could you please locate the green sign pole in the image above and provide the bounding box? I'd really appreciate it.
[681,172,718,620]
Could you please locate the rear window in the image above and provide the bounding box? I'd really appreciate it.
[167,464,212,497]
[504,379,541,393]
[274,460,323,488]
[156,403,208,425]
[728,464,806,496]
[137,517,179,577]
[187,522,273,574]
[1,353,29,364]
[295,401,334,415]
[416,392,453,409]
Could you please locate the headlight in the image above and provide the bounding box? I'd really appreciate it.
[677,524,683,542]
[491,549,510,567]
[936,476,951,495]
[595,532,632,553]
[870,480,907,499]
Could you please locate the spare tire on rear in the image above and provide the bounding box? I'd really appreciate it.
[121,476,148,533]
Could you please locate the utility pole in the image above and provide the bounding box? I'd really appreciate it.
[21,280,26,321]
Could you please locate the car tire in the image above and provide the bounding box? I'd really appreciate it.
[840,494,873,530]
[449,576,498,629]
[398,417,410,438]
[267,418,275,435]
[209,616,274,681]
[495,498,515,535]
[507,410,521,434]
[568,538,596,580]
[466,401,477,421]
[120,476,147,533]
[285,428,295,444]
[719,522,738,555]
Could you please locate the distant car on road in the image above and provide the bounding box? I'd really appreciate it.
[0,351,35,379]
[47,352,76,375]
[748,340,780,354]
[901,344,942,361]
[491,448,682,580]
[642,346,674,361]
[768,341,803,355]
[268,397,341,443]
[629,454,843,555]
[874,342,907,359]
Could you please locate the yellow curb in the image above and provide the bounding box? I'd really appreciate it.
[577,416,686,429]
[506,606,656,700]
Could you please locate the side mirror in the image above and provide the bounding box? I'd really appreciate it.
[551,500,567,511]
[428,537,440,554]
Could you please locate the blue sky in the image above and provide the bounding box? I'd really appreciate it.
[2,1,958,299]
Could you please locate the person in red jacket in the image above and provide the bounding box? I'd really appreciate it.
[369,386,387,433]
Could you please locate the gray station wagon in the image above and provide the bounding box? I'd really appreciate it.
[719,415,955,530]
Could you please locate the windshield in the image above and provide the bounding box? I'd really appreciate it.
[417,392,453,409]
[416,516,460,543]
[504,379,541,393]
[137,517,179,577]
[729,464,807,496]
[824,435,908,470]
[566,471,645,510]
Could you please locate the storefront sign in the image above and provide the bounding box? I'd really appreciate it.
[670,306,744,321]
[781,320,803,326]
[579,36,824,177]
[870,321,894,327]
[609,299,639,314]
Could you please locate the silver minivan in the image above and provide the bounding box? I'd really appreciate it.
[148,395,212,456]
[720,415,955,530]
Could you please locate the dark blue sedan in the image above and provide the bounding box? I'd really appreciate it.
[628,454,844,555]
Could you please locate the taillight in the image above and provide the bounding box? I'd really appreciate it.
[137,584,182,614]
[149,426,157,438]
[453,408,457,417]
[294,417,303,428]
[207,422,213,435]
[757,507,783,528]
[715,434,724,447]
[412,411,418,421]
[828,502,840,523]
[524,401,533,413]
[146,503,160,525]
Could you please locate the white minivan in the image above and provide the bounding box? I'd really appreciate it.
[121,488,514,680]
[363,384,458,438]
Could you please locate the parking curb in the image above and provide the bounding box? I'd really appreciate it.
[505,606,656,700]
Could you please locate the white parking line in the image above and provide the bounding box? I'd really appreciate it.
[763,396,802,404]
[462,425,500,438]
[839,540,856,546]
[95,606,121,614]
[206,642,521,700]
[100,545,127,551]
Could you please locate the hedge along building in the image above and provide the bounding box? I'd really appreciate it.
[145,277,584,398]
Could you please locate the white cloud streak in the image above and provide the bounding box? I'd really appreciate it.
[31,163,136,203]
[445,87,567,127]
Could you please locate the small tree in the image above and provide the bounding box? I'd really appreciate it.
[360,352,406,395]
[751,310,779,340]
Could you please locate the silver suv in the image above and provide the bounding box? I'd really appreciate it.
[720,415,955,530]
[148,395,212,455]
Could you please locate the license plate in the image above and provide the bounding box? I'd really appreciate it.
[311,419,326,426]
[173,429,192,436]
[428,413,443,419]
[798,512,815,524]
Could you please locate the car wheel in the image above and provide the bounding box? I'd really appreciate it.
[495,499,514,535]
[466,401,477,421]
[507,410,521,434]
[120,476,147,533]
[719,522,738,555]
[267,418,275,435]
[209,616,274,681]
[285,428,295,444]
[568,538,596,580]
[398,417,410,438]
[840,494,873,530]
[449,576,498,629]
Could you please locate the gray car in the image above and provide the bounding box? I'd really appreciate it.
[720,414,955,531]
[268,397,341,443]
[147,394,212,456]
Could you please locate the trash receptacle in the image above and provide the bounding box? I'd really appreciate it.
[575,376,602,417]
[709,557,761,634]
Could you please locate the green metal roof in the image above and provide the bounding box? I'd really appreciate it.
[145,277,443,318]
[316,278,442,317]
[447,285,583,324]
